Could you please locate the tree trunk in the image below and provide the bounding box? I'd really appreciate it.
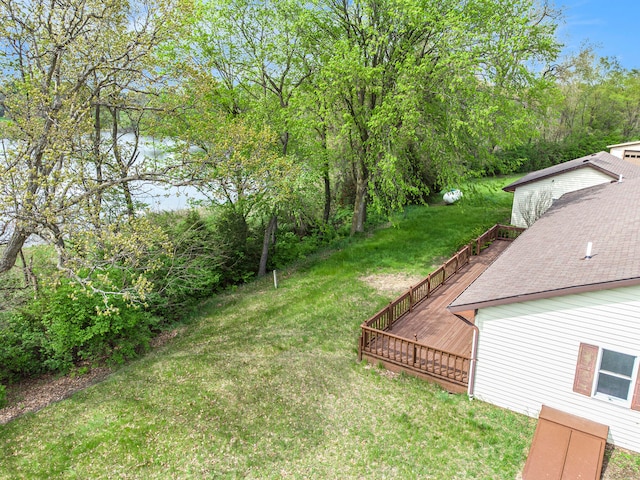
[351,157,368,235]
[109,107,137,218]
[19,249,39,294]
[121,180,136,218]
[93,98,103,220]
[323,164,331,225]
[351,179,367,235]
[0,229,28,274]
[258,214,277,277]
[320,126,331,225]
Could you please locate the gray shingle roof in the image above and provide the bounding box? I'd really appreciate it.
[503,151,640,192]
[450,177,640,312]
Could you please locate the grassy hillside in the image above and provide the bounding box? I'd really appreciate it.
[0,179,637,479]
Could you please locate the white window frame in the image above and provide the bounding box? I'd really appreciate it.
[591,345,639,408]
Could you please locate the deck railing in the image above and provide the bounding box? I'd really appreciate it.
[363,242,473,332]
[474,224,524,254]
[360,326,471,386]
[359,224,524,387]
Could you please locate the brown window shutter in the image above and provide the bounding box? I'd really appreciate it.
[573,343,599,396]
[632,373,640,411]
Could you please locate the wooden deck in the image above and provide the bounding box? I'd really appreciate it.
[358,224,525,393]
[388,239,511,357]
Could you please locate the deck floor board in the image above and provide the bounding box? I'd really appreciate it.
[387,240,511,357]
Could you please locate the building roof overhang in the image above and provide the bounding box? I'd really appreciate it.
[448,276,640,313]
[502,162,618,192]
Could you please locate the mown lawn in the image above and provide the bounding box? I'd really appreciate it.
[1,178,638,479]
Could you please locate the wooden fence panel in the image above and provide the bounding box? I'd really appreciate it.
[429,267,445,292]
[389,292,411,328]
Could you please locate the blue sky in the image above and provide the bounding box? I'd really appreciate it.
[556,0,640,69]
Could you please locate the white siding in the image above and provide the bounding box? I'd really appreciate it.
[473,285,640,452]
[510,168,612,227]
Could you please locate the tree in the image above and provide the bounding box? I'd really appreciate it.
[158,79,304,277]
[547,48,619,143]
[319,0,559,233]
[517,188,553,227]
[611,69,640,139]
[181,0,325,273]
[516,47,640,169]
[0,0,181,300]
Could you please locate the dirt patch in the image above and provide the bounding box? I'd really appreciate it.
[0,328,180,425]
[360,273,424,296]
[149,328,180,348]
[601,443,640,480]
[0,367,112,425]
[363,362,398,379]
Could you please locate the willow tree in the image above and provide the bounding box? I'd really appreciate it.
[320,0,560,233]
[0,0,181,300]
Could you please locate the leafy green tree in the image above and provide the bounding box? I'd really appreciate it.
[181,0,325,271]
[510,48,640,171]
[157,79,304,276]
[613,69,640,139]
[320,0,559,233]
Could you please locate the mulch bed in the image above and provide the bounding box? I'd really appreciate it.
[0,328,179,425]
[0,367,112,425]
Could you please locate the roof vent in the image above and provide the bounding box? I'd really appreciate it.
[585,242,593,259]
[618,174,623,183]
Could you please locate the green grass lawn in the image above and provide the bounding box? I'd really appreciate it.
[1,178,638,479]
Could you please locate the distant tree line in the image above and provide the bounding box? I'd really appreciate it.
[495,48,640,173]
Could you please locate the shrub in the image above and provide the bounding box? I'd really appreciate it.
[146,210,225,318]
[11,281,156,373]
[210,206,261,285]
[271,231,321,268]
[48,283,154,370]
[0,311,47,383]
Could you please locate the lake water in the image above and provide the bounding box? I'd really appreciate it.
[1,134,207,213]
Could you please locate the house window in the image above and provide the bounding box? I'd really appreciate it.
[573,343,640,410]
[595,349,636,403]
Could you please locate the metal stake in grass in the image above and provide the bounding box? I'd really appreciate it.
[273,269,278,289]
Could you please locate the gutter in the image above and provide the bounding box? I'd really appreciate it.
[468,322,479,399]
[454,313,479,399]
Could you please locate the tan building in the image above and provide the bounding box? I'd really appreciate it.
[608,140,640,165]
